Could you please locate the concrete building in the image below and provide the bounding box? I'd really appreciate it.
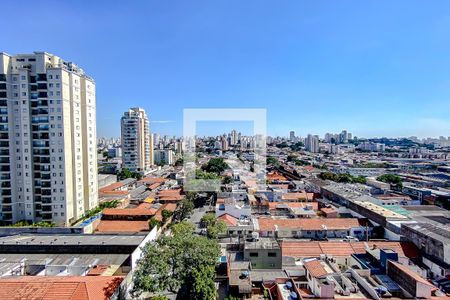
[305,134,319,153]
[401,222,450,266]
[289,131,295,142]
[120,107,152,173]
[0,52,98,226]
[154,149,174,166]
[107,147,121,158]
[244,238,282,269]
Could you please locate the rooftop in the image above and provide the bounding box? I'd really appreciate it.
[257,217,361,231]
[0,276,123,300]
[281,240,419,258]
[0,234,145,247]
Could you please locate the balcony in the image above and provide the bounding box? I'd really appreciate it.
[37,74,47,81]
[0,166,10,172]
[0,174,10,180]
[37,83,47,90]
[37,92,48,98]
[1,190,11,196]
[1,182,10,188]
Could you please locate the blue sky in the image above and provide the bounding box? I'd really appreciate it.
[2,1,450,138]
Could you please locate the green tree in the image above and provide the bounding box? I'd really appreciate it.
[149,218,161,229]
[377,174,402,187]
[266,157,279,166]
[151,296,169,300]
[161,209,173,223]
[117,168,132,180]
[177,198,194,220]
[174,158,184,166]
[201,157,229,174]
[191,265,217,300]
[132,221,220,297]
[201,213,227,239]
[196,169,221,179]
[222,175,233,184]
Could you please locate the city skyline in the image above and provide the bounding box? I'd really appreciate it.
[2,1,450,138]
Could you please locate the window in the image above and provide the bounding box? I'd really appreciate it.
[249,252,258,257]
[268,252,277,257]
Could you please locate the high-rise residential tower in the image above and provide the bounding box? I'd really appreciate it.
[121,107,152,173]
[305,134,319,153]
[0,52,98,226]
[289,131,295,142]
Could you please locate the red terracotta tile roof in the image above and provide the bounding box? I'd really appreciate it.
[96,220,149,233]
[153,203,178,221]
[138,177,166,184]
[137,202,153,209]
[218,214,239,226]
[258,217,360,231]
[281,241,323,257]
[270,184,290,190]
[281,192,314,201]
[99,182,125,192]
[86,265,109,276]
[267,172,288,181]
[321,207,337,214]
[268,202,318,211]
[281,241,419,259]
[303,260,329,278]
[0,276,123,300]
[157,189,184,202]
[102,207,157,217]
[148,182,163,190]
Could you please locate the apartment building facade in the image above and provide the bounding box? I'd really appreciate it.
[0,52,98,226]
[121,108,152,172]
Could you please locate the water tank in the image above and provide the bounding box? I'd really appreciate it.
[251,232,260,241]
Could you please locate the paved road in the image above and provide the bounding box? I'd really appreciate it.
[188,207,207,234]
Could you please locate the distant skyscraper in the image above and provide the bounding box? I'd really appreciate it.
[339,130,348,144]
[230,129,239,146]
[289,131,295,142]
[0,52,98,226]
[121,107,152,172]
[305,134,319,153]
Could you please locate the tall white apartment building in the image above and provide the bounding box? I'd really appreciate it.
[0,52,98,226]
[121,108,152,173]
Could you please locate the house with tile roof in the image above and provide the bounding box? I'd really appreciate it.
[0,276,123,300]
[256,217,368,240]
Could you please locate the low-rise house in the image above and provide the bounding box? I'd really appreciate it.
[156,188,184,203]
[257,217,368,240]
[244,238,282,269]
[387,260,435,298]
[303,259,335,298]
[0,276,123,300]
[216,198,251,219]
